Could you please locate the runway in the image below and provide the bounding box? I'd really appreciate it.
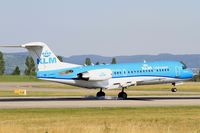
[1,96,200,109]
[0,82,200,109]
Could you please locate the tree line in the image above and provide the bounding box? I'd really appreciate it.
[0,52,117,75]
[0,52,37,76]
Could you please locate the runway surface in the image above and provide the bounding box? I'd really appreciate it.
[0,96,200,109]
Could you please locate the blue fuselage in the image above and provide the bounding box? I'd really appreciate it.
[37,61,193,83]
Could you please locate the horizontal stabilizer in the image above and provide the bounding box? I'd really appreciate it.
[0,45,22,48]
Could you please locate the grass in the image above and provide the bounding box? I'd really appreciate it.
[0,91,95,97]
[0,75,41,82]
[33,83,80,89]
[0,107,200,133]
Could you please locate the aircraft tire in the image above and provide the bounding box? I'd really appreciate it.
[171,88,177,92]
[118,92,127,99]
[96,91,105,97]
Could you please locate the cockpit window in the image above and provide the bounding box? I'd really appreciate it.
[59,70,74,75]
[180,61,187,69]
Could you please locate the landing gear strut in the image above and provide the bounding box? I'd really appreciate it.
[171,83,177,92]
[96,88,105,97]
[118,87,127,99]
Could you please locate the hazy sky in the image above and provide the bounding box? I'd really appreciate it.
[0,0,200,57]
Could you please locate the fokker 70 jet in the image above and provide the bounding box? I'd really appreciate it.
[2,42,193,99]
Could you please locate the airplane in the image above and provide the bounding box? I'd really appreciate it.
[2,42,193,99]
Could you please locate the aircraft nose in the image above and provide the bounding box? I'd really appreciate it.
[181,69,193,79]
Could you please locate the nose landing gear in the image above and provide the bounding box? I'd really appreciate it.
[171,83,177,92]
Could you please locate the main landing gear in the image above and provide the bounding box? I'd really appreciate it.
[118,87,127,99]
[171,83,177,92]
[96,87,128,99]
[96,88,105,97]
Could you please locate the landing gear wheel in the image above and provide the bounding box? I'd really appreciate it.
[171,88,177,92]
[96,90,105,97]
[118,92,127,99]
[171,83,177,92]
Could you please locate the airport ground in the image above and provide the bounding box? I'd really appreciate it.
[0,80,200,133]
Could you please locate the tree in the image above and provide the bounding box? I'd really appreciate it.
[194,71,200,81]
[0,51,5,75]
[198,70,200,81]
[12,66,20,75]
[57,55,63,62]
[111,57,117,64]
[192,70,200,82]
[85,58,92,66]
[95,61,100,65]
[24,56,36,76]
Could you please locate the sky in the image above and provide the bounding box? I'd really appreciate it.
[0,0,200,57]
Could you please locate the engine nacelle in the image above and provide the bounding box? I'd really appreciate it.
[78,69,112,81]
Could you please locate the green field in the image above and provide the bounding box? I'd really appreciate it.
[0,107,200,133]
[0,75,41,82]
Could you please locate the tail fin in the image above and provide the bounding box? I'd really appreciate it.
[0,42,79,71]
[21,42,80,71]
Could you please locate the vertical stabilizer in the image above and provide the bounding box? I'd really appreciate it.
[21,42,80,71]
